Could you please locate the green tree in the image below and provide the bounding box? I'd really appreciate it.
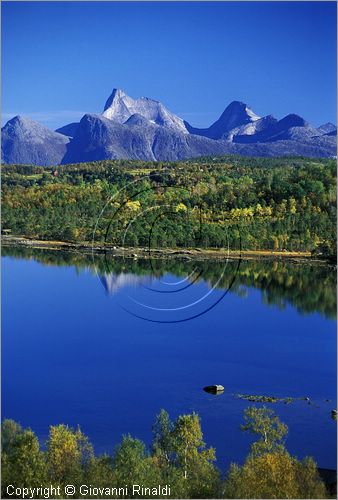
[2,425,47,497]
[240,406,288,456]
[86,455,115,499]
[112,435,162,498]
[46,424,92,486]
[223,451,327,499]
[294,456,328,498]
[152,409,174,470]
[1,419,23,454]
[172,413,220,498]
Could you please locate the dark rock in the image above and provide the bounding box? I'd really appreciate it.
[203,385,224,394]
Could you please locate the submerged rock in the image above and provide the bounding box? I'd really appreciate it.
[236,393,279,403]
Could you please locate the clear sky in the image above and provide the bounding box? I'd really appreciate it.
[2,1,337,130]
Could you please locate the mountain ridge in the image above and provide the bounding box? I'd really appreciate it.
[2,88,336,165]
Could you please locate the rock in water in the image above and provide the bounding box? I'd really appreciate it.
[203,385,225,394]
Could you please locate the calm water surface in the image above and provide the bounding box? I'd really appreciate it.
[2,248,336,470]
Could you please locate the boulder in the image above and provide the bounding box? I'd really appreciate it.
[203,385,224,394]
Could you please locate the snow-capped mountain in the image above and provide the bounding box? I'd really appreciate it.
[1,89,336,165]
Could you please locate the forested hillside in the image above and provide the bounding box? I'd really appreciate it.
[2,156,336,256]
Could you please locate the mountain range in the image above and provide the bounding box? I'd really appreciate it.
[2,89,336,165]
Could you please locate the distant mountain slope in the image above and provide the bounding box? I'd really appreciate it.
[62,113,236,163]
[1,116,69,166]
[185,101,261,139]
[317,122,337,135]
[325,130,337,137]
[225,115,278,142]
[2,89,336,165]
[233,114,320,143]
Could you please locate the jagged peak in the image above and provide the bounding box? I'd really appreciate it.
[226,100,247,108]
[103,88,128,112]
[320,121,336,128]
[317,122,337,134]
[103,89,160,112]
[5,115,38,127]
[101,88,188,133]
[217,101,259,121]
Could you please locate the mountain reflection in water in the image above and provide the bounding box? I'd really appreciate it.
[2,245,336,319]
[2,244,336,470]
[99,272,153,294]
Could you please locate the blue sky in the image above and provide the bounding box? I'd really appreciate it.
[2,1,337,130]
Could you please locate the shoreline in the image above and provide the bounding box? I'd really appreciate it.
[1,235,332,264]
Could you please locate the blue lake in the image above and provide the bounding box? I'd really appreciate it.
[2,248,337,471]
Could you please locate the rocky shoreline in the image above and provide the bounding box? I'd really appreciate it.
[1,235,330,264]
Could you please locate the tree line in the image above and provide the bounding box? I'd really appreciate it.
[2,406,328,499]
[1,157,336,256]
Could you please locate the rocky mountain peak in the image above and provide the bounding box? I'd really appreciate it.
[317,122,337,135]
[2,90,336,165]
[102,89,188,133]
[186,100,261,140]
[7,115,37,128]
[103,88,127,108]
[221,101,260,124]
[1,115,69,166]
[3,115,68,142]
